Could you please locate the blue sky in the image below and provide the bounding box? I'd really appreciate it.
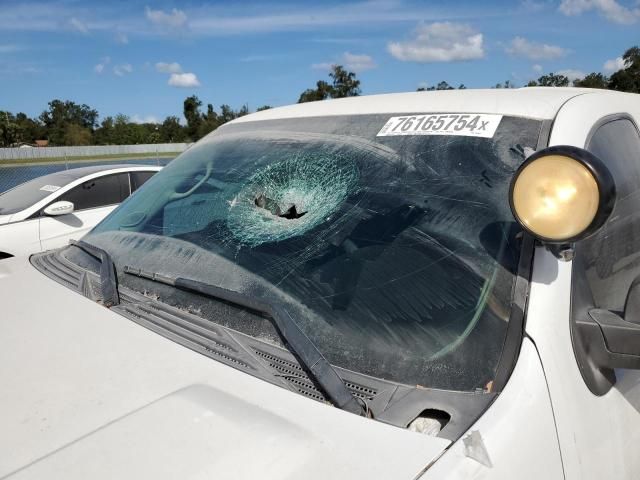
[0,0,638,123]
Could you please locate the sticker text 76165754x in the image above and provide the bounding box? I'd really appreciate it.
[376,114,503,138]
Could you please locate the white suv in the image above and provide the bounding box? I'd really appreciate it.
[2,89,640,479]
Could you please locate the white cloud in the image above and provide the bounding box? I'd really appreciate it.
[155,62,183,73]
[0,2,491,37]
[145,6,188,29]
[131,114,160,124]
[168,72,201,87]
[506,36,568,60]
[115,32,129,44]
[94,56,111,74]
[312,52,376,72]
[113,63,133,76]
[559,0,640,24]
[556,68,586,81]
[603,56,627,72]
[387,22,484,63]
[532,63,544,73]
[69,17,89,33]
[342,52,376,72]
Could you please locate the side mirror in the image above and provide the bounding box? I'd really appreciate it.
[44,201,74,216]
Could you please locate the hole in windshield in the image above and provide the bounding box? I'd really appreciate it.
[227,154,359,246]
[254,194,307,219]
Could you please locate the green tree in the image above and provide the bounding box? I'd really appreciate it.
[527,73,570,87]
[183,95,203,141]
[93,116,115,144]
[63,124,92,146]
[205,104,217,123]
[257,105,272,111]
[298,65,361,103]
[609,46,640,93]
[160,116,186,143]
[330,65,361,98]
[417,81,465,91]
[39,99,98,145]
[219,104,236,124]
[0,111,19,147]
[573,73,609,89]
[147,130,161,144]
[298,80,333,103]
[15,112,43,143]
[494,80,515,89]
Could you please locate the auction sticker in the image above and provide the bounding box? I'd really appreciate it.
[377,113,502,138]
[39,185,61,192]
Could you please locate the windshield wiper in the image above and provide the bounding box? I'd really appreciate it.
[69,240,119,307]
[123,265,366,416]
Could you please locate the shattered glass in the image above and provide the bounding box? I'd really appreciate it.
[84,114,542,392]
[227,153,359,246]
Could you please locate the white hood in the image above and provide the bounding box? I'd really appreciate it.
[0,214,13,225]
[0,258,450,480]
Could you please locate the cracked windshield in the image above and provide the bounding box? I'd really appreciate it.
[82,113,542,391]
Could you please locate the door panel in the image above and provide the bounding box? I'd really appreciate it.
[0,219,41,257]
[39,206,116,251]
[528,114,640,480]
[526,248,640,480]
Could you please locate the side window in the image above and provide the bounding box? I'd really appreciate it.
[58,173,130,211]
[130,171,156,193]
[576,118,640,311]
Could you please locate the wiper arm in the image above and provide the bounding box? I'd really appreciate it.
[123,265,366,416]
[69,240,119,307]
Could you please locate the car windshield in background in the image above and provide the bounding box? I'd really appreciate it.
[82,113,542,392]
[0,171,73,215]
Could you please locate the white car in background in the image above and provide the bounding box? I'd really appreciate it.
[2,88,640,479]
[0,165,160,258]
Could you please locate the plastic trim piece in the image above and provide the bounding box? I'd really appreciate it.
[123,265,365,416]
[69,240,119,307]
[492,233,535,391]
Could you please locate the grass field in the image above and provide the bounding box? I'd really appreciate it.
[0,151,181,167]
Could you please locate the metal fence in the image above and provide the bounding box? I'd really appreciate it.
[0,143,191,161]
[0,143,191,194]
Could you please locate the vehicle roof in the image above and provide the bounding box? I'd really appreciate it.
[18,164,161,186]
[231,87,638,124]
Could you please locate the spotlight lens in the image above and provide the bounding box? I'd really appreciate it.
[512,155,599,241]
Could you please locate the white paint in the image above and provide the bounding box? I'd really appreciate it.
[42,201,74,216]
[38,205,117,251]
[0,258,449,479]
[2,89,640,478]
[420,340,564,479]
[229,88,598,125]
[523,92,640,480]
